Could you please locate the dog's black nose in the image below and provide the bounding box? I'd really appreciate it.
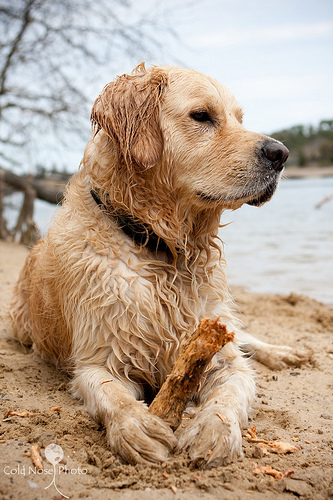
[262,141,289,172]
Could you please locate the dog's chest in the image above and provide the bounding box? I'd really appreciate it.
[95,249,213,383]
[70,231,224,387]
[108,251,205,335]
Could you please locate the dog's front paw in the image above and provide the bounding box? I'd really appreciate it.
[254,344,313,370]
[178,406,242,468]
[107,400,178,465]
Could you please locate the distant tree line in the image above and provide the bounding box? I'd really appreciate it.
[272,119,333,167]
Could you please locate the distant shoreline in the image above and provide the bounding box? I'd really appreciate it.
[284,165,333,178]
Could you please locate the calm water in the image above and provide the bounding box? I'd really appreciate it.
[219,176,333,304]
[5,176,333,304]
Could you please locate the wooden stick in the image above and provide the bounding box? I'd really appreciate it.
[149,318,234,431]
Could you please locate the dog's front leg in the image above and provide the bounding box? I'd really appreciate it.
[71,364,177,464]
[178,342,255,468]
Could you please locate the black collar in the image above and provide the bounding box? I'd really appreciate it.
[90,190,173,255]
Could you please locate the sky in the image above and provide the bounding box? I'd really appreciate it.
[127,0,333,135]
[10,0,333,171]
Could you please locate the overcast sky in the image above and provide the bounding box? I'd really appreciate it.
[133,0,333,135]
[22,0,333,170]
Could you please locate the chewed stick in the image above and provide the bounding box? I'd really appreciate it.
[149,319,234,431]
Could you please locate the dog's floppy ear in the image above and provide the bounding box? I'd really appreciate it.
[91,64,167,168]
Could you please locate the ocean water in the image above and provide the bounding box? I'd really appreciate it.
[4,176,333,304]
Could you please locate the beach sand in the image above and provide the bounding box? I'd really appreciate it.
[0,240,332,499]
[284,165,333,179]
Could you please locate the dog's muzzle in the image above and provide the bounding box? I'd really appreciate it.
[246,139,289,206]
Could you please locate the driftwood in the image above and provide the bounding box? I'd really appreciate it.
[12,175,41,246]
[149,319,235,431]
[315,193,333,209]
[1,167,66,204]
[0,167,68,245]
[0,169,9,240]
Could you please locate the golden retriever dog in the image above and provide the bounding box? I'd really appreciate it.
[10,63,305,468]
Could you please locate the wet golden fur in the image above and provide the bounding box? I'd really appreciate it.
[10,64,299,467]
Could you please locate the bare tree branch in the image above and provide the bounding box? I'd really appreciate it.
[0,0,183,241]
[0,0,177,170]
[0,0,36,97]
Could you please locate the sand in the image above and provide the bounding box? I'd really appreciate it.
[0,240,332,500]
[285,165,333,179]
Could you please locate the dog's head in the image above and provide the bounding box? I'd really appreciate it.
[90,63,288,211]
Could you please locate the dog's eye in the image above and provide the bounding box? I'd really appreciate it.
[190,111,212,123]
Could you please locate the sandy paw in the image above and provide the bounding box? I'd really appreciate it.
[178,408,242,468]
[107,401,178,464]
